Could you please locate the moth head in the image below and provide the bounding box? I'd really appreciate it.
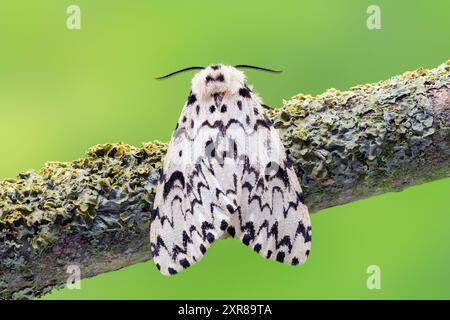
[191,64,245,106]
[156,64,281,106]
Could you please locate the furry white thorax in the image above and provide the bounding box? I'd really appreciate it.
[191,64,246,102]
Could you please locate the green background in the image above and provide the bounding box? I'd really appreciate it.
[0,0,449,299]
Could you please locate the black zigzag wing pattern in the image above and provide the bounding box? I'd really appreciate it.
[150,64,311,275]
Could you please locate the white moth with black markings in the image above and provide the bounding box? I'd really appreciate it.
[151,64,312,275]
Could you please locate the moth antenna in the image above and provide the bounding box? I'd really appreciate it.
[155,66,205,80]
[234,65,282,73]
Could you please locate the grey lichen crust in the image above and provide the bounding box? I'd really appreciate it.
[267,61,450,211]
[1,61,449,299]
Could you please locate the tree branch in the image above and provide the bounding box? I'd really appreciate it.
[1,61,449,300]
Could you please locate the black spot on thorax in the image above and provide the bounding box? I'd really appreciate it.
[239,86,251,98]
[206,74,225,83]
[187,93,197,105]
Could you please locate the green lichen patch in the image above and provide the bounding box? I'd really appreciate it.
[270,61,449,207]
[0,141,167,272]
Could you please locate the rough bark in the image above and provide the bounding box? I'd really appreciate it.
[0,61,449,300]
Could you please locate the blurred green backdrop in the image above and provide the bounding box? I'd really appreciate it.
[0,0,449,299]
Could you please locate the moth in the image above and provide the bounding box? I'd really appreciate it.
[150,64,311,275]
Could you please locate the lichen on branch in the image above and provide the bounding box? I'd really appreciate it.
[268,61,449,210]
